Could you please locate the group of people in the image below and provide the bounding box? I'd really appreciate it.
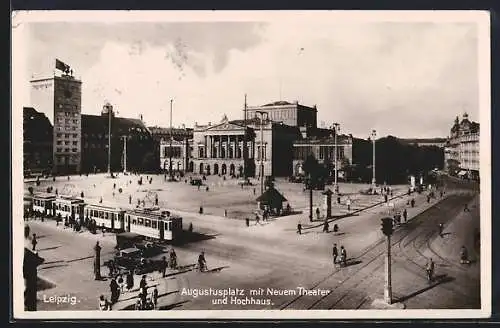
[332,244,347,267]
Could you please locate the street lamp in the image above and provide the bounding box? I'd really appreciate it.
[105,103,113,176]
[169,99,173,181]
[122,136,127,173]
[255,110,268,195]
[381,217,394,304]
[371,129,377,191]
[332,123,340,192]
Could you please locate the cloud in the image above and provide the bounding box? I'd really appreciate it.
[27,21,479,138]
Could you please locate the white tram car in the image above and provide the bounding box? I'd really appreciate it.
[54,196,85,221]
[125,207,183,241]
[84,203,126,231]
[32,193,56,216]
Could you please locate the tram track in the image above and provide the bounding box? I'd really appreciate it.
[279,192,476,310]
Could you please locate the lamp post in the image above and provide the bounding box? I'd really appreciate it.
[122,136,127,173]
[256,111,267,195]
[169,99,173,181]
[371,129,377,191]
[332,123,340,192]
[105,103,113,176]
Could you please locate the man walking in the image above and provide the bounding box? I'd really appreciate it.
[31,233,37,251]
[403,208,408,223]
[323,220,329,233]
[340,246,347,267]
[332,243,338,265]
[160,256,168,278]
[297,223,302,235]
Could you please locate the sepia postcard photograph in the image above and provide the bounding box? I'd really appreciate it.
[11,10,491,320]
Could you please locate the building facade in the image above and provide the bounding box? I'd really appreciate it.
[23,107,53,175]
[401,138,447,148]
[444,113,480,176]
[246,100,317,128]
[149,126,193,173]
[191,117,256,177]
[81,103,157,173]
[30,74,82,174]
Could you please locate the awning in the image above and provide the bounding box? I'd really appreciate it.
[458,171,467,176]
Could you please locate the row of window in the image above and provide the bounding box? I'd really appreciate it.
[56,148,79,153]
[56,118,79,124]
[56,133,79,138]
[56,126,78,131]
[85,209,120,220]
[57,104,79,110]
[57,140,78,146]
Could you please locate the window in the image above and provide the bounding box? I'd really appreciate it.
[64,148,69,153]
[73,141,78,145]
[145,219,151,227]
[72,148,77,152]
[57,141,62,145]
[132,219,137,225]
[65,141,69,145]
[73,119,78,124]
[138,218,144,225]
[152,220,157,229]
[56,148,62,153]
[65,134,70,138]
[57,133,62,137]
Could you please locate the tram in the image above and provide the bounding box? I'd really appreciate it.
[125,207,183,241]
[32,193,56,217]
[54,196,85,222]
[84,203,126,231]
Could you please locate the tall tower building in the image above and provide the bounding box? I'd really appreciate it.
[30,63,82,174]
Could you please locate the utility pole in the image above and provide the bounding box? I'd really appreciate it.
[243,94,247,179]
[256,110,266,195]
[106,104,113,176]
[122,136,127,173]
[169,99,173,181]
[371,129,377,192]
[333,123,340,193]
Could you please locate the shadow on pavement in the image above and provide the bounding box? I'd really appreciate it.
[158,300,190,310]
[66,255,95,263]
[39,263,69,270]
[172,232,218,246]
[203,266,229,273]
[37,276,56,291]
[393,274,455,303]
[37,246,61,251]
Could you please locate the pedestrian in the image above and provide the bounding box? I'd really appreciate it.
[332,243,338,264]
[107,260,114,277]
[98,295,110,310]
[340,246,347,267]
[323,220,329,233]
[460,245,469,264]
[464,203,470,212]
[245,218,250,227]
[126,271,134,290]
[384,194,388,203]
[129,195,132,204]
[403,208,408,223]
[253,188,256,195]
[316,207,321,220]
[411,198,415,208]
[297,223,302,235]
[140,275,148,295]
[426,258,435,282]
[110,277,120,304]
[155,195,158,206]
[347,198,351,212]
[169,249,177,270]
[255,213,260,225]
[337,196,341,204]
[438,223,444,237]
[188,222,193,233]
[153,287,158,309]
[31,233,37,251]
[427,195,431,203]
[333,224,339,233]
[117,275,125,292]
[198,251,207,272]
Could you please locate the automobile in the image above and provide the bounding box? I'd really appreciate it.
[237,178,253,186]
[134,241,166,257]
[111,247,144,270]
[190,178,203,186]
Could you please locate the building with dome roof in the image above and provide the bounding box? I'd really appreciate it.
[444,113,480,178]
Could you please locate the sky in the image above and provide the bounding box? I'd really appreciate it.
[19,15,482,139]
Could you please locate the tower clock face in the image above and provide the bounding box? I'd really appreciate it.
[64,89,72,99]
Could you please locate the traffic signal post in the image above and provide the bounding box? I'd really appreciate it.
[371,218,406,309]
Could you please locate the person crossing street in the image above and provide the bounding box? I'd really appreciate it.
[332,243,338,265]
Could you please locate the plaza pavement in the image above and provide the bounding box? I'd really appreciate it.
[23,173,480,311]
